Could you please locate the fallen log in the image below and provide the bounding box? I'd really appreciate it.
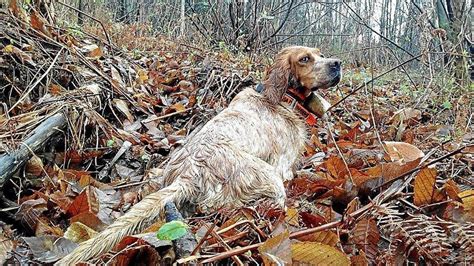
[0,112,67,188]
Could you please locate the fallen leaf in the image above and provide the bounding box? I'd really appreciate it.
[70,212,105,232]
[156,220,188,241]
[35,218,63,237]
[111,66,125,88]
[325,156,349,179]
[64,222,97,243]
[81,44,103,58]
[258,229,291,265]
[383,141,424,162]
[25,156,43,176]
[30,11,52,37]
[300,212,325,228]
[295,230,338,246]
[389,108,421,125]
[291,241,350,265]
[351,250,369,266]
[66,186,99,217]
[285,208,299,226]
[22,236,77,263]
[351,218,380,259]
[112,233,170,266]
[459,190,474,222]
[413,168,445,206]
[171,102,186,112]
[113,98,134,122]
[443,179,462,202]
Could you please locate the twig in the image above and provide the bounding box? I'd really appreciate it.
[326,120,353,183]
[191,222,216,255]
[146,108,192,122]
[200,200,375,264]
[209,226,244,266]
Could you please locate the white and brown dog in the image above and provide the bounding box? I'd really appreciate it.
[58,46,341,264]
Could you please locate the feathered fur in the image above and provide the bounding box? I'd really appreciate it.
[57,46,341,265]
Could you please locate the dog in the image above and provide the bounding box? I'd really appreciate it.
[57,46,341,264]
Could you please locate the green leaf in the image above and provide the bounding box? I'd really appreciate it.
[106,139,115,147]
[442,101,452,109]
[156,221,188,241]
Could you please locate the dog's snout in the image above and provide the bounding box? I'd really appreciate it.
[330,59,341,69]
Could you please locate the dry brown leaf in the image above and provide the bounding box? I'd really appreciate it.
[351,250,369,266]
[171,102,186,112]
[351,218,380,259]
[285,208,299,226]
[365,157,421,182]
[30,11,52,37]
[49,84,63,95]
[66,186,99,217]
[413,168,445,206]
[3,44,36,66]
[143,220,165,233]
[137,69,148,84]
[64,222,97,243]
[111,233,169,265]
[111,66,125,88]
[8,0,19,17]
[383,141,424,162]
[444,179,462,202]
[70,212,105,232]
[291,241,350,265]
[389,108,421,125]
[113,98,134,122]
[459,190,474,222]
[258,230,291,265]
[295,230,338,246]
[325,156,349,179]
[35,218,63,237]
[25,156,44,176]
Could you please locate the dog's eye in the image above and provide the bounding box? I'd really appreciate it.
[299,56,310,63]
[320,54,326,58]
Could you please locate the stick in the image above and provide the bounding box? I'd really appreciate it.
[0,112,66,187]
[200,201,375,264]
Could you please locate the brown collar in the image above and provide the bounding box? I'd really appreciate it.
[255,84,318,126]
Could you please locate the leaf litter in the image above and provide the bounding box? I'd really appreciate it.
[0,2,472,265]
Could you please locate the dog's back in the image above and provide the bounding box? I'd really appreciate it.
[162,87,307,211]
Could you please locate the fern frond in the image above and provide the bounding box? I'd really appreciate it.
[447,222,474,263]
[386,214,451,263]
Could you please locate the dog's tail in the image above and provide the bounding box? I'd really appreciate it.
[56,182,185,265]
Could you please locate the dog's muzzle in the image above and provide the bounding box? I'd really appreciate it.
[328,59,342,87]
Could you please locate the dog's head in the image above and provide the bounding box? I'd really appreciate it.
[264,46,341,104]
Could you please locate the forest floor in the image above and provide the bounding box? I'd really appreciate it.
[0,4,473,265]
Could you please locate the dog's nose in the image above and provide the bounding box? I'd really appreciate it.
[329,59,341,69]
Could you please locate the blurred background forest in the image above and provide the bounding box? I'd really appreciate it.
[51,0,472,82]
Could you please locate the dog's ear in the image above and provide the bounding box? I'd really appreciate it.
[264,51,291,104]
